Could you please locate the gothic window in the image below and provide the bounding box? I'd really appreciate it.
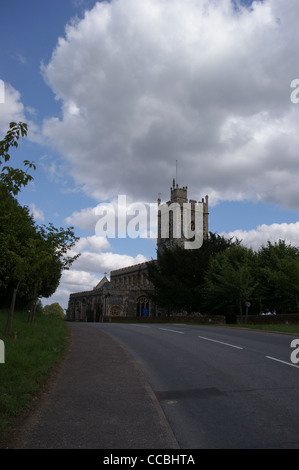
[136,296,150,317]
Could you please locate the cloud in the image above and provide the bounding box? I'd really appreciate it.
[16,54,27,65]
[66,195,159,240]
[41,0,299,209]
[0,83,26,133]
[222,221,299,251]
[74,234,111,253]
[71,250,147,273]
[69,233,147,273]
[42,269,103,310]
[29,203,45,221]
[65,206,101,230]
[0,82,43,144]
[59,269,103,293]
[43,232,147,308]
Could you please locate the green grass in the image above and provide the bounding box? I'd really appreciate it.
[0,309,69,447]
[225,323,299,335]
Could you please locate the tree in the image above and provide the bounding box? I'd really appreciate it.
[147,233,240,314]
[203,245,257,322]
[0,121,37,336]
[43,303,65,319]
[0,187,35,291]
[1,201,80,334]
[256,240,299,313]
[0,122,80,335]
[37,223,80,271]
[0,187,37,336]
[0,122,36,195]
[27,224,80,324]
[147,245,201,314]
[26,235,59,324]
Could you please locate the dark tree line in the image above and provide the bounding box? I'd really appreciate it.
[0,122,79,336]
[147,234,299,322]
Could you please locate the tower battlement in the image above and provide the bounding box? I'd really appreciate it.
[157,180,209,251]
[170,179,188,205]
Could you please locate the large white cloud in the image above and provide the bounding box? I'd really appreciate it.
[0,83,25,133]
[0,82,42,143]
[41,0,299,208]
[69,234,147,273]
[222,221,299,251]
[43,233,148,309]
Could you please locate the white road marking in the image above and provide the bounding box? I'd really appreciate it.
[131,324,150,328]
[159,328,185,334]
[198,335,243,350]
[266,356,299,369]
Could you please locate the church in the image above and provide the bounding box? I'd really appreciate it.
[67,181,209,321]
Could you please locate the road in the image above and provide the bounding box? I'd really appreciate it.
[90,323,299,449]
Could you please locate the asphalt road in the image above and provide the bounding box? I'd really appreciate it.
[90,323,299,449]
[7,323,179,450]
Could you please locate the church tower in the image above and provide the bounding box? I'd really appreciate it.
[157,179,209,252]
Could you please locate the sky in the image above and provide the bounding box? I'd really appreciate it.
[1,0,299,310]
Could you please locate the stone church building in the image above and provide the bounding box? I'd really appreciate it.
[67,181,209,321]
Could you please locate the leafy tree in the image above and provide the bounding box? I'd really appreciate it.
[1,198,79,335]
[256,240,299,313]
[147,245,201,314]
[0,187,35,291]
[0,120,37,336]
[147,233,240,314]
[26,235,60,324]
[203,245,257,322]
[0,122,80,335]
[43,302,65,319]
[37,223,80,271]
[0,122,36,195]
[27,224,80,324]
[0,187,37,336]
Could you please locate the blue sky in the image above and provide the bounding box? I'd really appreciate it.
[1,0,299,310]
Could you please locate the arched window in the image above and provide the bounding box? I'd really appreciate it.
[136,296,150,317]
[109,305,123,316]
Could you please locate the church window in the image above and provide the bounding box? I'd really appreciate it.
[109,305,122,316]
[136,296,150,317]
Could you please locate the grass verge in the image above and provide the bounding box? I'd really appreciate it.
[0,309,69,447]
[225,323,299,335]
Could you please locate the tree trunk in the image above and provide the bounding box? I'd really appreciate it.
[28,281,38,323]
[5,279,21,338]
[239,299,243,324]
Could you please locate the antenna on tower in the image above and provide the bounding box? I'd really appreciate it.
[176,160,178,187]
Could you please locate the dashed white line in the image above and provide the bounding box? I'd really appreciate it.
[159,328,185,334]
[266,356,299,369]
[131,324,150,328]
[198,335,243,350]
